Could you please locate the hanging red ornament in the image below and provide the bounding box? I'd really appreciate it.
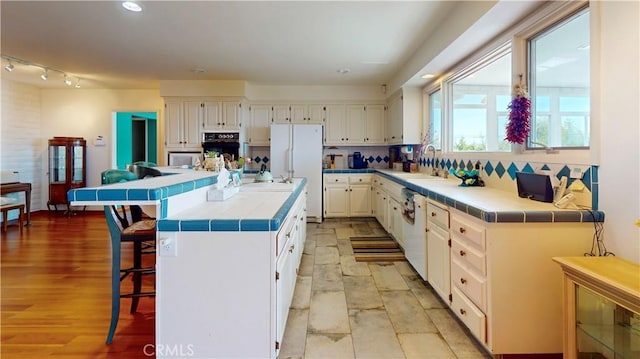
[505,79,531,144]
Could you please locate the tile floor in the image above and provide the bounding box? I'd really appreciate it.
[277,218,492,359]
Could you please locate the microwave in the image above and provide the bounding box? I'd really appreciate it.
[168,151,201,167]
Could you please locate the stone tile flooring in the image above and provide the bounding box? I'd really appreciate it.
[278,218,492,359]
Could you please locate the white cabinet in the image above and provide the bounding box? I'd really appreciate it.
[291,104,324,124]
[388,197,404,247]
[324,104,385,145]
[365,104,386,144]
[373,187,388,228]
[273,105,290,124]
[426,199,450,305]
[164,100,201,149]
[248,104,272,146]
[202,100,242,131]
[323,174,372,218]
[386,87,422,145]
[323,179,349,217]
[324,104,347,145]
[275,192,306,353]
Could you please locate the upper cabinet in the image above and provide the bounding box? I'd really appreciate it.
[248,104,272,146]
[386,87,422,145]
[165,100,202,150]
[325,104,386,146]
[202,100,242,131]
[291,104,324,124]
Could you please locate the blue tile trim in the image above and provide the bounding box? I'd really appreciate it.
[496,211,525,223]
[211,219,240,231]
[240,219,271,231]
[524,211,553,222]
[552,211,582,222]
[157,220,180,231]
[591,183,599,210]
[181,220,211,231]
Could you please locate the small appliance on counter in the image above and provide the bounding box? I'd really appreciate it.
[350,152,368,169]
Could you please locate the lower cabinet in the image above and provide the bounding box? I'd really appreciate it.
[388,197,404,246]
[275,193,306,353]
[323,174,372,218]
[426,199,450,304]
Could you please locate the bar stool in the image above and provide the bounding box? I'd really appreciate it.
[102,170,156,344]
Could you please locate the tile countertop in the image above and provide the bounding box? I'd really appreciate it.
[326,168,605,223]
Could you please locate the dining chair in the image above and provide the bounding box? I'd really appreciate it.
[101,170,156,344]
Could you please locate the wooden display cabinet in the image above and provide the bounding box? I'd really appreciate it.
[553,256,640,359]
[47,137,86,212]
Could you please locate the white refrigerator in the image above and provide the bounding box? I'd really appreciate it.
[270,124,323,222]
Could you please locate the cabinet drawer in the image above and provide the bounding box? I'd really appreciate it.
[451,237,486,276]
[451,286,486,344]
[427,200,449,230]
[450,214,485,250]
[451,257,487,312]
[324,175,348,184]
[349,175,372,184]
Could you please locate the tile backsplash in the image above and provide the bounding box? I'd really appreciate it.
[417,154,599,210]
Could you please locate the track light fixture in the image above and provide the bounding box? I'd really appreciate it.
[1,54,83,88]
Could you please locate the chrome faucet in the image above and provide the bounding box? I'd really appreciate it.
[424,144,438,176]
[280,174,293,184]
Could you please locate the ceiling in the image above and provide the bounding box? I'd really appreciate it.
[1,1,461,90]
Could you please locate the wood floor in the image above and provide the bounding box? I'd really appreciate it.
[1,211,155,358]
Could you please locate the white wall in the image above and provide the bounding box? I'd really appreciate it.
[39,89,163,209]
[594,1,640,263]
[1,79,43,210]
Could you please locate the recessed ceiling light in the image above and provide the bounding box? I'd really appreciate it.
[122,1,142,12]
[4,60,14,72]
[40,68,48,81]
[421,73,435,79]
[337,68,350,75]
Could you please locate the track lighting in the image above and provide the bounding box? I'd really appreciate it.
[1,54,82,88]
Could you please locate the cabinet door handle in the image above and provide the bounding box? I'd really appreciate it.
[459,308,466,315]
[459,227,466,234]
[460,278,467,284]
[335,179,339,182]
[459,250,466,256]
[431,212,436,217]
[359,178,362,182]
[350,189,353,192]
[289,244,295,253]
[345,189,348,192]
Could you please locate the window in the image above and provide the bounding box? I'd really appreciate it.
[450,47,511,152]
[428,90,441,149]
[528,8,590,149]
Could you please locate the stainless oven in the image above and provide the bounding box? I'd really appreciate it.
[202,132,240,159]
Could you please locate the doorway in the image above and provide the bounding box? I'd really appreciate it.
[114,112,158,169]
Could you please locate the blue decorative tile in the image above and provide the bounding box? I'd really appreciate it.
[445,197,455,207]
[74,189,98,201]
[582,210,605,222]
[211,219,240,231]
[157,219,180,231]
[591,183,599,210]
[426,158,431,167]
[467,206,482,219]
[507,162,519,180]
[181,181,195,192]
[160,199,168,218]
[181,220,211,231]
[524,211,553,222]
[553,211,581,222]
[166,184,184,196]
[591,165,598,183]
[254,156,261,163]
[368,156,375,163]
[440,159,446,169]
[466,160,473,170]
[97,189,128,201]
[495,162,506,178]
[484,161,494,177]
[496,211,525,222]
[452,160,458,170]
[582,168,592,191]
[376,156,382,163]
[483,212,497,222]
[521,163,534,173]
[446,159,452,169]
[240,219,270,231]
[262,156,269,163]
[541,164,551,170]
[383,156,389,163]
[556,165,571,180]
[454,201,467,213]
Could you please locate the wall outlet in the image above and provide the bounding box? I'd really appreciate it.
[159,235,178,257]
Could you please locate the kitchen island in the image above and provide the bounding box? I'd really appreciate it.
[69,169,308,358]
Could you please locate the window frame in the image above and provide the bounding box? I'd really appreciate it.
[421,0,592,164]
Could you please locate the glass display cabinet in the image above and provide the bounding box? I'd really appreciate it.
[553,256,640,359]
[47,137,86,212]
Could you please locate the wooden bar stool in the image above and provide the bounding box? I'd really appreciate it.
[1,203,24,232]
